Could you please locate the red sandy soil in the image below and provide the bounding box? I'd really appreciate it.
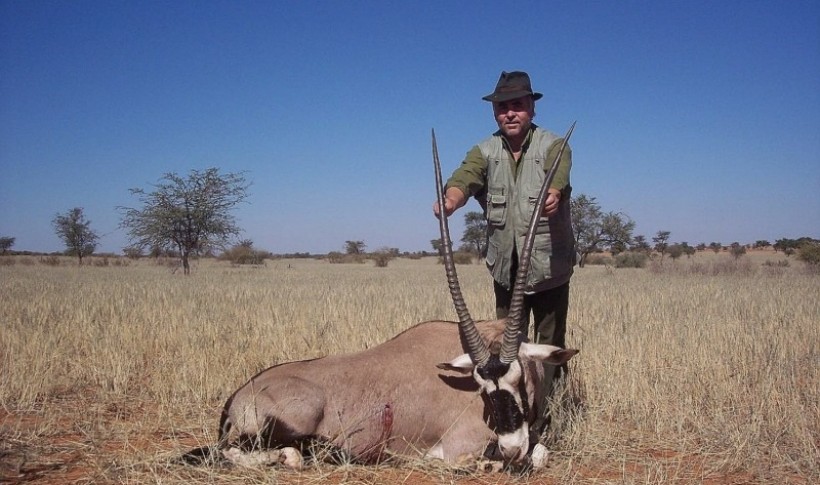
[0,391,806,485]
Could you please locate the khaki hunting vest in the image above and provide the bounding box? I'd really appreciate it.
[479,128,576,293]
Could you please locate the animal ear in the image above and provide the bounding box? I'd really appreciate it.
[436,353,475,374]
[519,343,579,365]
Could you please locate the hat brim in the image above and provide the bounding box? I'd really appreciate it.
[482,91,543,103]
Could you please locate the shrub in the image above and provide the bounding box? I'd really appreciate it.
[667,244,684,261]
[326,252,365,264]
[730,244,746,260]
[438,252,474,265]
[453,251,475,265]
[368,247,398,268]
[584,254,614,266]
[797,243,820,266]
[233,247,265,265]
[110,258,131,267]
[123,247,143,259]
[218,242,270,266]
[614,251,648,268]
[371,252,394,268]
[39,255,62,266]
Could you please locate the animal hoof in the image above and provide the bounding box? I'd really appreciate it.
[280,447,303,470]
[530,443,551,470]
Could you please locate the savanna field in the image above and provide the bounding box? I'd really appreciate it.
[1,252,817,484]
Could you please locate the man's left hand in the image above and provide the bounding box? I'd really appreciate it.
[543,190,561,216]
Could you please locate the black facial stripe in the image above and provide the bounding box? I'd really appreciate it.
[477,355,530,435]
[518,373,530,418]
[488,389,525,434]
[476,354,510,380]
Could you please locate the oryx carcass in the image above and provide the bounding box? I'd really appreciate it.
[183,124,578,470]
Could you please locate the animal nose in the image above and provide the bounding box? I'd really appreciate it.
[497,444,528,466]
[497,426,530,463]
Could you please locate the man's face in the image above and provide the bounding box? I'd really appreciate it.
[493,95,534,142]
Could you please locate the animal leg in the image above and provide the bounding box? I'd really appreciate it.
[222,446,303,469]
[227,376,326,448]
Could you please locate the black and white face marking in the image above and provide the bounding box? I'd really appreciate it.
[439,343,578,464]
[473,355,530,462]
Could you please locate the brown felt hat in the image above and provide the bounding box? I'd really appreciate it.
[482,71,543,103]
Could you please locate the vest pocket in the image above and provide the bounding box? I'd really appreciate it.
[486,192,507,227]
[527,196,551,233]
[527,233,553,286]
[486,238,498,267]
[485,238,507,286]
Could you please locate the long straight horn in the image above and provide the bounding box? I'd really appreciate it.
[433,129,491,367]
[499,122,577,364]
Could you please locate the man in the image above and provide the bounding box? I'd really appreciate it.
[433,70,575,438]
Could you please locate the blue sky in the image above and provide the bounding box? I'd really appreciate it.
[1,0,818,254]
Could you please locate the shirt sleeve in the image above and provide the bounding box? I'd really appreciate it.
[546,138,572,192]
[444,145,488,199]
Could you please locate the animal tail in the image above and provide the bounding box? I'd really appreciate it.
[177,445,222,466]
[177,401,233,466]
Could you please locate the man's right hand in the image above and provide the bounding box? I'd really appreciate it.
[432,187,466,219]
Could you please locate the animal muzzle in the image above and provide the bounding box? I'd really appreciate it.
[496,426,530,464]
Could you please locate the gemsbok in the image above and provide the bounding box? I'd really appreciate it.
[182,124,578,471]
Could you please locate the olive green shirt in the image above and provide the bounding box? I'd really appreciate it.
[445,124,572,201]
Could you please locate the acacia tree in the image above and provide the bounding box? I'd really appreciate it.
[570,194,635,267]
[774,238,800,255]
[730,242,746,260]
[345,240,366,255]
[52,207,99,265]
[119,168,249,275]
[631,235,651,253]
[653,230,671,261]
[0,236,15,255]
[681,242,696,258]
[461,211,487,260]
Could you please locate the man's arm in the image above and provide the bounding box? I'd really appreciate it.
[543,138,572,216]
[433,145,488,218]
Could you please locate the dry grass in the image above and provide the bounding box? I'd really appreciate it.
[1,252,817,484]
